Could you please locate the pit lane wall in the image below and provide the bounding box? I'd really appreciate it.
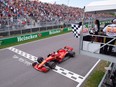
[0,28,71,46]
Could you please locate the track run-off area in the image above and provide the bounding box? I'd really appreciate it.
[0,33,100,87]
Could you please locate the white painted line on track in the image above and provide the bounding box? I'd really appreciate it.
[7,47,84,84]
[76,59,100,87]
[8,47,37,62]
[53,66,84,83]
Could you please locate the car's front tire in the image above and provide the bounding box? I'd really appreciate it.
[32,62,37,67]
[37,57,44,63]
[47,61,56,69]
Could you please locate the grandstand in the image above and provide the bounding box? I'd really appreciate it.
[0,0,114,37]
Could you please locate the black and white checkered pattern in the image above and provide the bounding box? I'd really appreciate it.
[71,24,80,38]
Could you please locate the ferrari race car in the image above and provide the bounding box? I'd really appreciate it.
[32,46,75,72]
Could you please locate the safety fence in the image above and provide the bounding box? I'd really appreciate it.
[0,19,112,47]
[98,63,116,87]
[0,27,71,46]
[0,18,112,37]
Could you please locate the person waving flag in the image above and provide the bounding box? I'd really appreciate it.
[71,22,89,38]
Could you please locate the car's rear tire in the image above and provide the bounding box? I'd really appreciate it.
[47,61,56,69]
[37,57,44,63]
[32,62,37,67]
[68,51,75,57]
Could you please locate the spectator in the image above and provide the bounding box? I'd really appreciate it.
[103,18,116,55]
[89,19,100,35]
[94,19,100,35]
[0,0,114,31]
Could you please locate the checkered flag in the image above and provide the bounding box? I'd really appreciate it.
[71,24,80,38]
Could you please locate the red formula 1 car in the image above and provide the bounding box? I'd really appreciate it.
[32,46,75,72]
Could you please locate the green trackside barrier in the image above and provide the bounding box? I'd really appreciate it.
[49,29,61,35]
[0,28,69,46]
[63,28,68,32]
[16,33,38,42]
[68,27,72,31]
[63,27,72,32]
[0,20,110,46]
[0,37,17,46]
[0,33,38,46]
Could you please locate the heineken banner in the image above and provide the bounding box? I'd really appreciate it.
[0,28,70,46]
[0,40,3,45]
[17,34,38,42]
[0,37,17,46]
[49,29,61,35]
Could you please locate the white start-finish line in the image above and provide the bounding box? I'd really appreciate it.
[7,47,100,87]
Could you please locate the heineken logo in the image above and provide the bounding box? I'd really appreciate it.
[49,30,61,35]
[17,34,38,42]
[0,41,2,45]
[68,28,72,31]
[38,33,42,37]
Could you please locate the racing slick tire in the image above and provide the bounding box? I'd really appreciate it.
[32,62,37,67]
[68,51,75,57]
[47,61,56,69]
[37,57,44,63]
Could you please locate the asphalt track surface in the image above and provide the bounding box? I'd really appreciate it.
[0,33,99,87]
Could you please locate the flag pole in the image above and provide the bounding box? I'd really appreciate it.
[78,6,85,55]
